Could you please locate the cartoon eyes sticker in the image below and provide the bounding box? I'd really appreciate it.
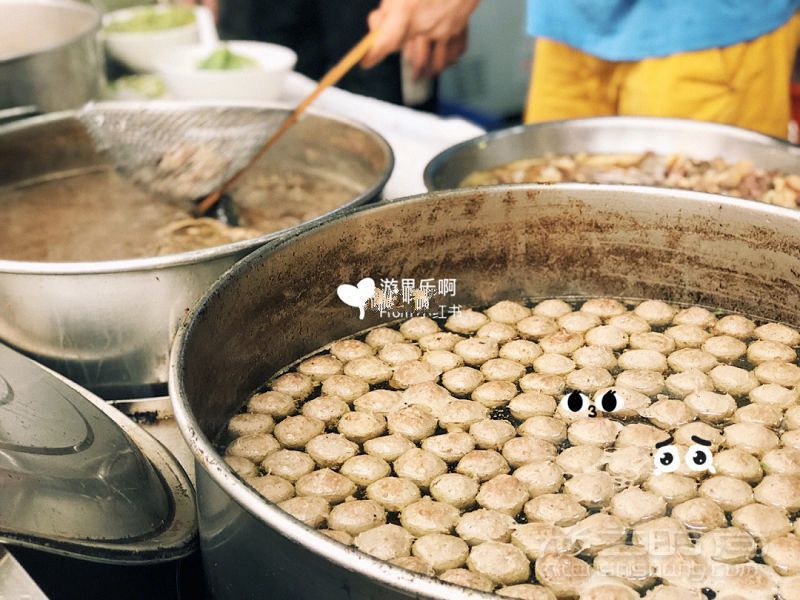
[653,436,716,475]
[560,389,625,418]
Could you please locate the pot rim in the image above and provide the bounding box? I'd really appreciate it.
[0,0,101,65]
[422,115,800,191]
[0,100,394,275]
[169,182,800,599]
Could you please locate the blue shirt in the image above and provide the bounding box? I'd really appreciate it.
[528,0,800,61]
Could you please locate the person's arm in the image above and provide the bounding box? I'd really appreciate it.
[362,0,479,72]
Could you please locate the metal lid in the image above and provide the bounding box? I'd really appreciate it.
[0,343,196,564]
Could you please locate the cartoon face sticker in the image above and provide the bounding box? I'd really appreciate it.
[560,389,625,418]
[653,435,716,475]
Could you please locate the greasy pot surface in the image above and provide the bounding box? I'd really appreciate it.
[0,103,392,396]
[424,116,800,191]
[172,184,800,599]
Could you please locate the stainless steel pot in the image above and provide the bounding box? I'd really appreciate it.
[0,0,104,114]
[0,103,393,397]
[170,184,800,599]
[424,116,800,191]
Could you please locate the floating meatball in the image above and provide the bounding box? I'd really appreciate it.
[247,474,295,503]
[534,554,592,599]
[644,473,698,508]
[532,299,572,318]
[514,461,564,496]
[399,316,440,341]
[386,405,438,441]
[616,423,670,449]
[499,339,542,366]
[762,447,800,475]
[568,417,621,447]
[508,391,557,420]
[585,325,629,350]
[523,493,587,526]
[639,399,695,430]
[674,421,723,449]
[714,314,756,339]
[378,342,422,366]
[353,389,404,417]
[455,508,516,546]
[606,446,652,485]
[295,468,356,504]
[445,309,490,334]
[558,311,601,334]
[582,297,627,318]
[668,348,718,373]
[565,367,615,394]
[564,471,615,507]
[747,339,796,364]
[225,456,258,478]
[418,331,464,352]
[439,399,489,432]
[467,541,530,586]
[594,386,651,418]
[573,345,618,370]
[533,353,576,376]
[616,369,666,396]
[787,405,800,429]
[366,477,421,512]
[754,360,800,387]
[672,497,727,532]
[664,324,710,349]
[477,322,518,344]
[470,419,516,450]
[684,390,736,423]
[390,360,441,390]
[519,372,566,396]
[455,450,510,482]
[502,436,557,468]
[226,433,280,463]
[496,584,557,600]
[732,502,793,541]
[723,422,779,457]
[412,533,469,572]
[629,331,676,354]
[674,306,716,328]
[390,555,435,576]
[476,474,530,515]
[734,403,782,428]
[421,432,476,463]
[632,516,692,555]
[754,322,800,346]
[354,524,412,561]
[610,486,667,524]
[750,383,798,410]
[645,585,703,600]
[486,300,531,324]
[697,526,757,564]
[306,433,359,468]
[297,354,343,381]
[784,429,800,449]
[302,395,350,426]
[228,413,275,438]
[321,374,370,403]
[618,349,668,372]
[481,358,526,382]
[511,522,574,560]
[608,312,651,334]
[278,496,329,528]
[516,315,559,340]
[453,338,500,367]
[438,568,495,592]
[337,411,386,443]
[429,473,479,509]
[708,562,780,600]
[272,372,314,400]
[539,330,585,355]
[247,390,296,419]
[328,500,386,535]
[665,369,713,397]
[594,544,655,590]
[262,449,315,482]
[762,534,800,576]
[399,498,460,537]
[273,416,325,449]
[713,448,763,483]
[321,529,353,545]
[651,550,709,589]
[422,350,464,373]
[699,476,754,512]
[702,335,748,363]
[571,512,628,556]
[365,326,405,349]
[710,365,760,396]
[754,474,800,512]
[339,454,391,486]
[441,366,485,396]
[363,434,415,462]
[344,357,393,385]
[394,448,448,488]
[580,579,639,600]
[330,339,375,362]
[556,445,606,475]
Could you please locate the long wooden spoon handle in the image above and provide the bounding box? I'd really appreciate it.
[195,29,380,217]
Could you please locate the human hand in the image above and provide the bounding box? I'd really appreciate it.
[362,0,478,69]
[402,28,468,79]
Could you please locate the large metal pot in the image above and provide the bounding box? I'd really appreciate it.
[171,184,800,599]
[0,0,104,115]
[424,116,800,191]
[0,103,393,397]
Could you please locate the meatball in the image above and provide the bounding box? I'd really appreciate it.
[228,413,275,438]
[344,357,393,385]
[664,369,713,397]
[365,326,405,349]
[455,450,510,482]
[302,395,350,426]
[714,315,756,339]
[573,345,618,370]
[456,508,516,545]
[618,349,668,372]
[421,431,476,463]
[733,403,782,428]
[753,474,800,512]
[412,533,469,572]
[321,374,370,402]
[297,354,343,381]
[248,390,296,418]
[697,526,757,564]
[386,405,438,441]
[422,350,463,373]
[606,446,652,485]
[354,524,413,561]
[594,544,655,590]
[570,512,627,555]
[519,373,566,396]
[668,348,718,372]
[616,423,670,449]
[438,568,495,592]
[533,353,575,376]
[632,516,692,555]
[754,360,800,387]
[399,498,460,537]
[445,308,490,334]
[732,502,793,541]
[471,381,518,408]
[610,486,667,524]
[714,448,763,483]
[567,417,621,447]
[762,447,800,475]
[699,476,754,512]
[762,534,800,576]
[532,299,573,318]
[556,445,606,475]
[486,300,531,324]
[511,522,574,559]
[608,312,651,334]
[673,306,716,328]
[702,335,748,363]
[710,365,760,396]
[664,324,710,349]
[754,322,800,346]
[441,367,485,396]
[534,554,592,598]
[279,496,329,528]
[518,416,567,445]
[564,471,615,507]
[339,454,391,486]
[496,584,556,600]
[295,468,356,504]
[639,399,695,430]
[565,367,615,394]
[337,411,386,443]
[684,390,736,423]
[558,311,601,334]
[499,339,543,366]
[523,493,587,526]
[379,342,422,366]
[644,473,698,508]
[366,477,421,512]
[476,474,530,515]
[723,422,779,457]
[226,433,280,463]
[400,316,440,340]
[273,416,325,449]
[615,369,665,396]
[477,322,518,344]
[389,360,441,390]
[585,325,629,350]
[672,497,727,532]
[246,474,295,503]
[467,541,530,586]
[439,399,489,431]
[353,389,404,417]
[539,330,585,355]
[225,456,258,478]
[630,331,676,354]
[516,315,559,340]
[363,434,415,462]
[514,461,564,496]
[508,391,557,420]
[747,340,796,364]
[330,339,375,362]
[750,383,798,410]
[328,500,386,535]
[306,433,359,467]
[390,555,435,576]
[262,449,315,482]
[430,473,480,509]
[502,436,557,468]
[470,419,516,450]
[453,337,499,366]
[393,448,447,488]
[418,331,464,352]
[271,372,314,400]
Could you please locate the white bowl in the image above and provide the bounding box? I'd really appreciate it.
[103,5,210,73]
[154,41,297,101]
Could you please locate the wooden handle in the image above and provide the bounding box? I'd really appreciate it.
[195,30,379,217]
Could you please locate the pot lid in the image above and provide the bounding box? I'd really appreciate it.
[0,343,196,564]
